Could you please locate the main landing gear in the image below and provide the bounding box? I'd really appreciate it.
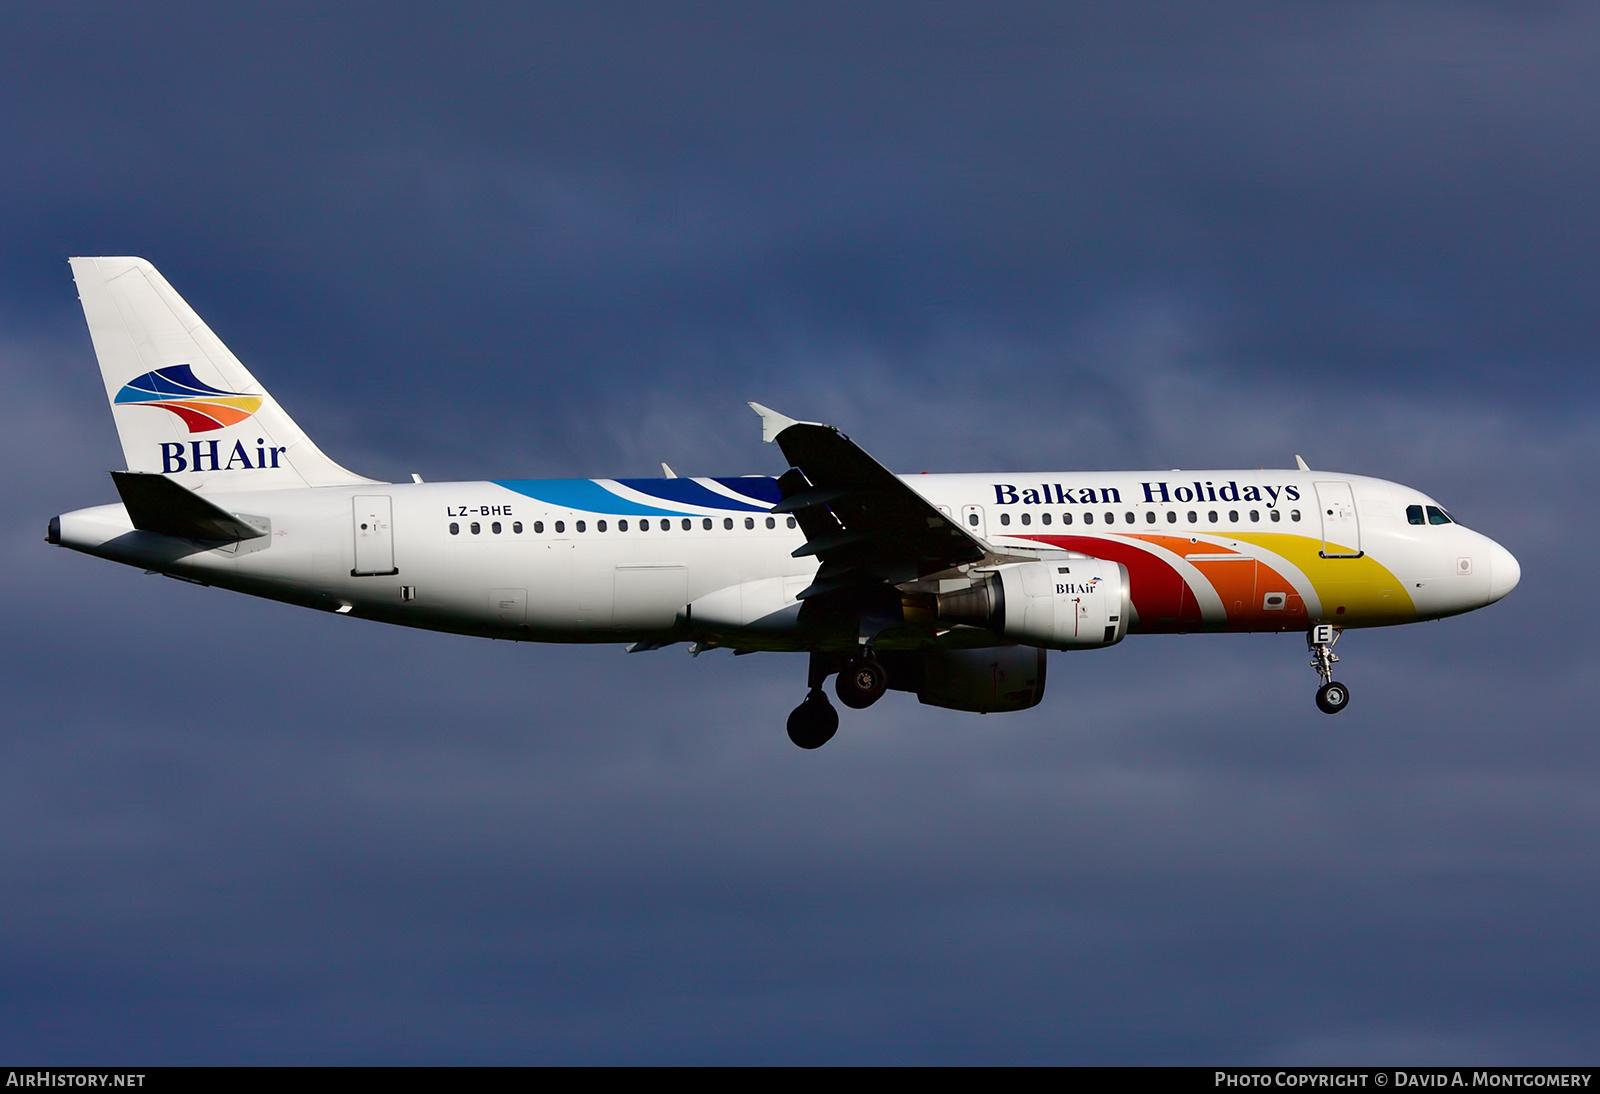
[834,655,887,710]
[1308,624,1351,714]
[786,652,886,749]
[787,689,839,749]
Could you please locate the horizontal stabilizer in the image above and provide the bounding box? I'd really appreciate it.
[111,471,268,541]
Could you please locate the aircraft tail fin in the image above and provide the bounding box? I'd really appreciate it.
[69,257,377,492]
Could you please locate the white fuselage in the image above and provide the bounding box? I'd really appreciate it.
[54,468,1519,650]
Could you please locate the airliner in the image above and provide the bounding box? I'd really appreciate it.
[48,258,1521,748]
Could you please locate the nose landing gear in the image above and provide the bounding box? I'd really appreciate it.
[1308,624,1350,714]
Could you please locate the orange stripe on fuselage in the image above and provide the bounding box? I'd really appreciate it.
[1022,533,1308,633]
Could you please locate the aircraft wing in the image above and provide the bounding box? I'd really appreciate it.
[749,403,986,599]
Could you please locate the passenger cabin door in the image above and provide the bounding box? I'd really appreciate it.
[1313,481,1362,558]
[352,496,398,575]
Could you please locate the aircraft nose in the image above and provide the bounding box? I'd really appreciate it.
[1487,539,1521,604]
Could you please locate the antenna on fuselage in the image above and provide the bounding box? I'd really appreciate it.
[661,462,678,479]
[1295,455,1311,471]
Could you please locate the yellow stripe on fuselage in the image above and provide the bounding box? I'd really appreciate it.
[1230,532,1415,626]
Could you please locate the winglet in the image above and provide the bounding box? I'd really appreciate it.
[748,402,809,443]
[1295,454,1311,471]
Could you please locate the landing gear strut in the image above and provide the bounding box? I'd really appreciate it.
[1307,624,1350,714]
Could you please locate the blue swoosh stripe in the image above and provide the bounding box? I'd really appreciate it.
[614,478,771,512]
[494,479,687,516]
[711,477,783,505]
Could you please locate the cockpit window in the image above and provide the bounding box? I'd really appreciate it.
[1426,505,1453,525]
[1407,504,1425,525]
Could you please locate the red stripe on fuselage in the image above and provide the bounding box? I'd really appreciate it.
[1024,534,1200,633]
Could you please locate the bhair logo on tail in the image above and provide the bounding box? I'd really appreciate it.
[114,365,263,433]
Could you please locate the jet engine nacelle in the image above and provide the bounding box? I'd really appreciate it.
[937,558,1131,650]
[877,646,1048,713]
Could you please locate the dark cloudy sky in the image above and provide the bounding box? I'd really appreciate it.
[1,3,1594,1064]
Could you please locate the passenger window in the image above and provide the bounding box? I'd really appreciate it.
[619,519,629,532]
[597,520,607,532]
[661,519,671,531]
[703,518,713,530]
[1290,510,1301,522]
[1270,511,1280,523]
[1082,512,1093,525]
[967,513,979,527]
[553,521,564,533]
[1187,511,1197,523]
[449,522,459,535]
[745,517,755,530]
[1145,511,1155,524]
[683,519,693,531]
[492,521,502,534]
[786,517,796,529]
[1000,513,1011,526]
[1228,510,1238,522]
[1407,505,1425,525]
[471,522,481,535]
[1166,511,1176,524]
[576,520,586,533]
[1061,512,1073,525]
[1208,511,1218,523]
[513,521,523,534]
[1124,512,1134,524]
[1426,505,1452,525]
[1104,512,1114,524]
[638,520,647,532]
[765,517,775,529]
[1020,512,1031,526]
[724,518,734,530]
[1041,512,1052,525]
[534,521,544,533]
[1248,510,1258,522]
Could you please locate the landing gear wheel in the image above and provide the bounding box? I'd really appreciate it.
[1315,681,1350,715]
[787,690,839,749]
[835,657,888,710]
